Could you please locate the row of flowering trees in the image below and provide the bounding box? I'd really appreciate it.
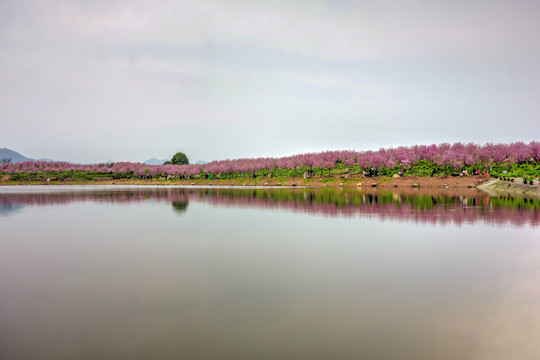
[1,142,540,180]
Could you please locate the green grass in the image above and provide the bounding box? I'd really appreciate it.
[320,178,339,183]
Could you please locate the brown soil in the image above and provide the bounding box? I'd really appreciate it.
[0,175,490,188]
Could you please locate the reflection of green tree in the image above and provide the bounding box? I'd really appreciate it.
[172,201,189,215]
[196,187,540,211]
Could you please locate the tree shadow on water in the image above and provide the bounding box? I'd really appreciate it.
[172,201,189,215]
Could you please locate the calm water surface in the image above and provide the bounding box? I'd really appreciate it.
[1,185,539,360]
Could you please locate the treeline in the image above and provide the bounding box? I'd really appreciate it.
[2,142,540,181]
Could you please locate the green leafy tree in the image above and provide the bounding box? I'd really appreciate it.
[171,152,189,165]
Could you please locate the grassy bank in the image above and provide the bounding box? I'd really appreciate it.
[1,174,491,188]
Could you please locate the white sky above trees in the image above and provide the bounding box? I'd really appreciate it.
[1,0,539,163]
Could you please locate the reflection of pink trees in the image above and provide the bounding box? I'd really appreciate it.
[1,142,540,178]
[1,188,538,227]
[196,191,540,227]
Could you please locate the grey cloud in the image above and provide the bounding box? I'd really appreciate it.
[1,0,539,163]
[44,0,540,61]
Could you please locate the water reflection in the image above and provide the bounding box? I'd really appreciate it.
[2,185,540,360]
[171,201,189,215]
[0,201,23,217]
[1,186,539,226]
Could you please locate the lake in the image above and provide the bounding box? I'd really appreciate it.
[1,185,539,359]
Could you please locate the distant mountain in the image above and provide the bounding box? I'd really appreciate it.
[0,148,60,163]
[1,148,209,166]
[144,158,168,165]
[0,148,33,163]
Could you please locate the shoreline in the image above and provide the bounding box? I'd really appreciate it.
[1,175,488,188]
[2,175,540,197]
[477,178,540,197]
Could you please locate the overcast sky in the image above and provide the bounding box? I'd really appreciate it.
[1,0,539,163]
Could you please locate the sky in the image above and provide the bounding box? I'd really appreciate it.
[1,0,539,163]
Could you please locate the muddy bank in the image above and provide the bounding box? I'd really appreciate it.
[4,175,540,197]
[478,179,540,197]
[1,175,489,188]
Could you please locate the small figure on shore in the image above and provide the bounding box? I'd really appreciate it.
[431,169,436,177]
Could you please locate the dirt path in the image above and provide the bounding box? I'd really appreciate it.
[1,175,489,188]
[478,178,540,197]
[3,175,540,197]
